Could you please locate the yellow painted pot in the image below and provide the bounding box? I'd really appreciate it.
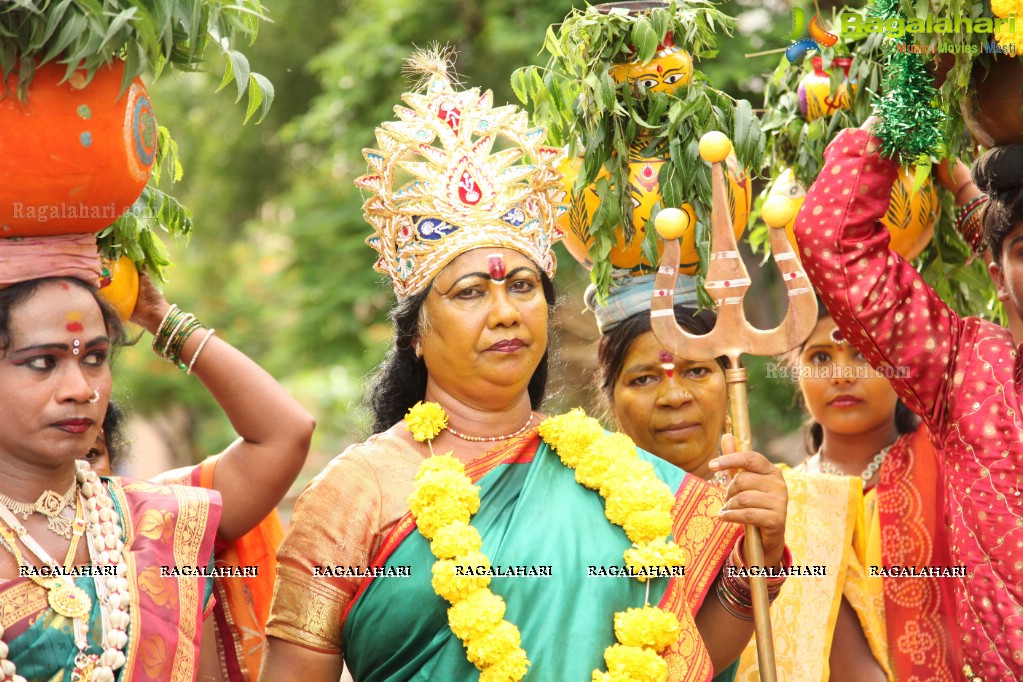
[98,256,139,321]
[560,153,751,275]
[797,56,856,122]
[609,33,693,95]
[770,167,938,261]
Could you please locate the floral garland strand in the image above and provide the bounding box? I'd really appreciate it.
[404,403,684,682]
[991,0,1023,53]
[539,409,683,682]
[404,402,530,682]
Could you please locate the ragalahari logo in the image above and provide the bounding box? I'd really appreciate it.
[786,8,839,62]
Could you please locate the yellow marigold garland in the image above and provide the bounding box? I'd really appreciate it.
[406,403,530,681]
[406,403,683,682]
[406,400,448,441]
[990,0,1023,55]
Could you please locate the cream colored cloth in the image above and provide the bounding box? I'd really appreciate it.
[735,464,891,681]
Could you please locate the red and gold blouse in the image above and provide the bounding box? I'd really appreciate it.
[795,128,1023,680]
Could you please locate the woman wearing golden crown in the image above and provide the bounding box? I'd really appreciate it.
[261,50,788,682]
[0,237,314,681]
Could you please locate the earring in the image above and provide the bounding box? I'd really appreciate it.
[414,342,422,358]
[88,389,100,404]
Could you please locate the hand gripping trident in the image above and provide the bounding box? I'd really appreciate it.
[649,132,817,682]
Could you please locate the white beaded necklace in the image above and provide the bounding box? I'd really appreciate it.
[0,461,130,682]
[815,442,895,486]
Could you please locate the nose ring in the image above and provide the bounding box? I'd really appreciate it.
[88,389,100,404]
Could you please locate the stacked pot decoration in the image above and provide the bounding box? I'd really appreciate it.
[755,5,997,319]
[0,60,156,316]
[0,0,274,317]
[514,0,763,299]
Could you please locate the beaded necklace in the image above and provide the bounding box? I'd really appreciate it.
[815,442,895,486]
[445,413,535,443]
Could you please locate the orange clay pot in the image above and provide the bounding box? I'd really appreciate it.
[0,60,157,237]
[97,255,139,321]
[769,166,938,261]
[559,153,751,275]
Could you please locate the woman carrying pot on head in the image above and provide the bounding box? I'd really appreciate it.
[260,51,789,682]
[0,240,314,682]
[795,116,1023,680]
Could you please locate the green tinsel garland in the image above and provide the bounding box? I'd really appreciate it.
[868,0,945,162]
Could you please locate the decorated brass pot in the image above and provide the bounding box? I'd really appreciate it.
[609,32,693,95]
[769,166,938,261]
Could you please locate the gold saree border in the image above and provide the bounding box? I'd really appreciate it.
[0,580,48,629]
[170,483,212,681]
[110,477,142,682]
[659,476,742,682]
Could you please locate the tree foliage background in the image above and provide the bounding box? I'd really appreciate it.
[114,0,813,480]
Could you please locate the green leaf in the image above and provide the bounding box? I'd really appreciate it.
[510,68,529,105]
[218,49,251,101]
[98,8,137,52]
[245,72,274,123]
[630,17,658,63]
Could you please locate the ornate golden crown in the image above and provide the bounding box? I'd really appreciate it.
[356,50,566,299]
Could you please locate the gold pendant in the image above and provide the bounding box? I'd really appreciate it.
[35,489,67,516]
[48,579,92,618]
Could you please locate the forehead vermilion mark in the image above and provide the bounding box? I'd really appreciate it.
[60,282,70,291]
[66,312,84,332]
[659,350,675,378]
[487,254,506,281]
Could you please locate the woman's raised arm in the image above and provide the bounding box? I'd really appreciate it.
[132,271,315,541]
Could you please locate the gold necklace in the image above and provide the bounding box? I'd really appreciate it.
[0,462,131,682]
[0,478,77,539]
[0,495,91,619]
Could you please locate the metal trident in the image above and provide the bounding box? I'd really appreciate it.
[649,134,817,682]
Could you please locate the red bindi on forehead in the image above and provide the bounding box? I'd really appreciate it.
[487,254,506,281]
[65,312,85,333]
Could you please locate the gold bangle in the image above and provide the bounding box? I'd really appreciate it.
[186,328,216,375]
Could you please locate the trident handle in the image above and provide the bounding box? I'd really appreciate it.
[649,132,817,682]
[726,365,777,682]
